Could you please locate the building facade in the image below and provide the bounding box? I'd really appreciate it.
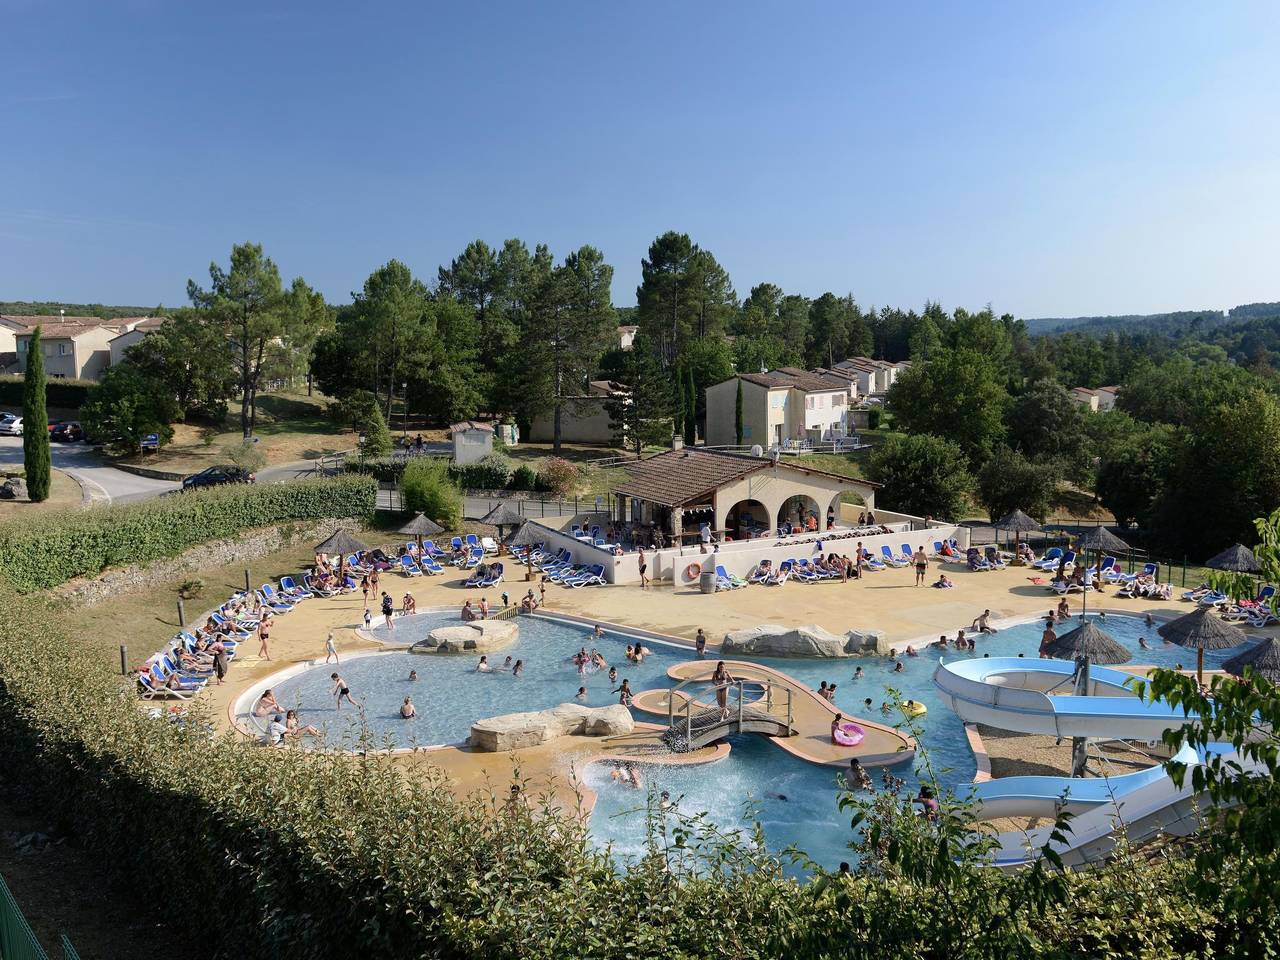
[704,368,849,447]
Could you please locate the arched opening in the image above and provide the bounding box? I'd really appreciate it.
[777,494,821,535]
[724,499,771,541]
[827,490,866,529]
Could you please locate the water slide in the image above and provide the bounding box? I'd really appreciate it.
[932,656,1228,869]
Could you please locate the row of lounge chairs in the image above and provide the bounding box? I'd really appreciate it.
[517,543,608,588]
[1184,583,1279,627]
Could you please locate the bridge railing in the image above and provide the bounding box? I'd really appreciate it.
[664,676,793,750]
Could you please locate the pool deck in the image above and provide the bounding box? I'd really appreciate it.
[184,552,1275,813]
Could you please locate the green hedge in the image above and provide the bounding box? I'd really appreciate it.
[0,583,1263,958]
[0,475,376,592]
[0,374,95,410]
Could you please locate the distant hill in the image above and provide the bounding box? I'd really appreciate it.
[1025,302,1280,338]
[0,300,163,320]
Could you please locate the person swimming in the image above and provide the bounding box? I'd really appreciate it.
[575,686,587,700]
[853,666,864,680]
[476,656,492,672]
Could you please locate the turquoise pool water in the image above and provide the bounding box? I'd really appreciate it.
[270,611,1248,869]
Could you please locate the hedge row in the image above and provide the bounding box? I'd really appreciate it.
[0,583,1263,958]
[0,374,94,410]
[0,475,376,592]
[344,454,555,493]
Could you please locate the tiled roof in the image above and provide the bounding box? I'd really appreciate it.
[3,315,127,337]
[736,368,847,393]
[108,316,168,341]
[449,420,494,433]
[615,448,879,507]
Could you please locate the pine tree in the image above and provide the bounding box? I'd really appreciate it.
[23,326,51,501]
[684,365,697,443]
[734,377,744,446]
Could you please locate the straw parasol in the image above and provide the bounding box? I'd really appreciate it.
[1157,606,1249,685]
[480,503,528,543]
[1205,543,1261,574]
[314,528,369,583]
[508,521,544,580]
[1044,620,1132,665]
[1044,618,1130,777]
[1073,526,1129,616]
[397,512,444,552]
[1222,637,1280,683]
[995,509,1041,564]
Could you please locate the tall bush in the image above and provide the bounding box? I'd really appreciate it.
[866,434,973,520]
[537,457,580,498]
[450,451,513,489]
[401,457,462,529]
[0,475,375,592]
[22,327,51,501]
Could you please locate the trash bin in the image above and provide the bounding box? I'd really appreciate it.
[700,568,717,594]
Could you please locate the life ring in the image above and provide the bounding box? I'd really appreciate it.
[901,700,927,717]
[833,722,865,747]
[685,563,702,581]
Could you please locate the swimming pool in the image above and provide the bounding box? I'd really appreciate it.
[269,611,1239,869]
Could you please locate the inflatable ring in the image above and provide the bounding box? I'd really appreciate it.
[901,700,927,717]
[685,563,702,582]
[833,722,865,747]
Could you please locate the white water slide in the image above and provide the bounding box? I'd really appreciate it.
[933,656,1243,869]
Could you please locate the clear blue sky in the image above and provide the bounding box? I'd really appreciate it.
[2,1,1277,317]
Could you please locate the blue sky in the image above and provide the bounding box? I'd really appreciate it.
[2,1,1277,317]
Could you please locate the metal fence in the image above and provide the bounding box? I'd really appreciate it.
[0,871,46,960]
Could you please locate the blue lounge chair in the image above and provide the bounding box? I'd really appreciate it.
[258,583,296,611]
[766,560,793,585]
[861,550,886,572]
[462,547,483,569]
[748,561,773,584]
[1031,547,1063,571]
[465,533,480,550]
[717,565,748,588]
[304,574,338,597]
[138,671,200,700]
[399,555,423,576]
[566,564,606,587]
[479,563,504,587]
[792,559,820,582]
[967,548,992,571]
[1117,562,1157,584]
[984,546,1008,568]
[899,543,915,564]
[279,575,312,600]
[882,545,908,567]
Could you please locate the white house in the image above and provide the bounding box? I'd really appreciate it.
[617,325,638,350]
[1069,386,1120,413]
[527,380,623,445]
[704,367,849,447]
[107,316,168,367]
[450,420,494,465]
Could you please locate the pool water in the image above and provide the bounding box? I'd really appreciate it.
[271,612,1247,869]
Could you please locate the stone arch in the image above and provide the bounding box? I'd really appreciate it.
[722,498,772,541]
[827,490,866,527]
[777,493,821,533]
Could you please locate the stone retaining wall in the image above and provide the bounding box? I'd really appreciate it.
[55,517,365,608]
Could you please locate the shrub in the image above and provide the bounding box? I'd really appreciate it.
[866,407,881,431]
[221,439,268,475]
[177,578,204,600]
[974,446,1061,522]
[400,458,462,529]
[508,464,538,491]
[536,457,580,498]
[450,452,513,490]
[343,454,408,484]
[865,434,973,520]
[0,475,376,592]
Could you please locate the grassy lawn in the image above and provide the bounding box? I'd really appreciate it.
[0,468,82,514]
[113,391,357,474]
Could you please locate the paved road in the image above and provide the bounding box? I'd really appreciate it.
[0,437,178,504]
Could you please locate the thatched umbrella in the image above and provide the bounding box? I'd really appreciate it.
[995,509,1041,563]
[480,503,528,544]
[397,512,444,553]
[1157,606,1249,686]
[1073,526,1130,616]
[1223,637,1280,683]
[508,521,544,581]
[315,528,369,584]
[1044,619,1131,777]
[1205,543,1261,574]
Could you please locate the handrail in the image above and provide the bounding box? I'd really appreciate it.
[663,673,794,751]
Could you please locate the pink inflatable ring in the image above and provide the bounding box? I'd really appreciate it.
[833,722,865,747]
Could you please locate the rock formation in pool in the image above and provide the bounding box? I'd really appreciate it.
[721,623,886,657]
[470,703,634,751]
[411,620,518,654]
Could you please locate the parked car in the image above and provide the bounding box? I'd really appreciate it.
[0,416,23,436]
[182,465,256,490]
[51,421,85,442]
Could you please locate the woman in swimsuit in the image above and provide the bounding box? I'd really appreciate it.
[711,661,734,719]
[285,709,320,739]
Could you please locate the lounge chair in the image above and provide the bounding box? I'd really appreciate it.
[861,550,886,572]
[138,671,199,700]
[967,549,992,572]
[882,545,908,567]
[465,533,480,550]
[1116,562,1157,585]
[792,559,820,582]
[765,560,793,585]
[278,576,312,600]
[304,574,339,597]
[344,553,371,574]
[418,555,444,575]
[748,562,773,584]
[983,546,1008,569]
[399,555,424,576]
[566,564,606,588]
[450,536,464,552]
[1031,547,1063,571]
[480,562,504,587]
[717,565,748,588]
[481,536,499,554]
[257,584,296,612]
[898,543,916,565]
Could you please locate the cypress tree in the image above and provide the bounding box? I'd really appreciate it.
[684,366,697,443]
[734,377,744,446]
[23,326,51,502]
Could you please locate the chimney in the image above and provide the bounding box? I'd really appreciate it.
[671,434,684,451]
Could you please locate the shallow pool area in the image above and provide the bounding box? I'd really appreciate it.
[269,611,1245,869]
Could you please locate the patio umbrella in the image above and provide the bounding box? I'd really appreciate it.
[1222,637,1280,683]
[315,528,368,583]
[1044,619,1130,777]
[1205,543,1261,574]
[995,509,1041,562]
[1073,526,1129,617]
[1157,606,1248,686]
[508,521,544,580]
[397,512,444,552]
[480,503,528,543]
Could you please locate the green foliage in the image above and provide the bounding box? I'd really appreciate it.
[400,458,462,529]
[0,375,94,409]
[360,405,394,457]
[1094,420,1176,529]
[1007,380,1089,480]
[683,365,696,443]
[1253,507,1280,587]
[635,232,736,363]
[866,407,882,431]
[451,452,513,490]
[80,365,179,456]
[0,475,375,592]
[220,439,268,475]
[536,457,580,498]
[1118,355,1259,426]
[975,447,1060,522]
[177,578,204,600]
[508,464,539,491]
[866,434,974,520]
[886,347,1010,465]
[121,309,237,420]
[605,338,673,456]
[21,327,50,502]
